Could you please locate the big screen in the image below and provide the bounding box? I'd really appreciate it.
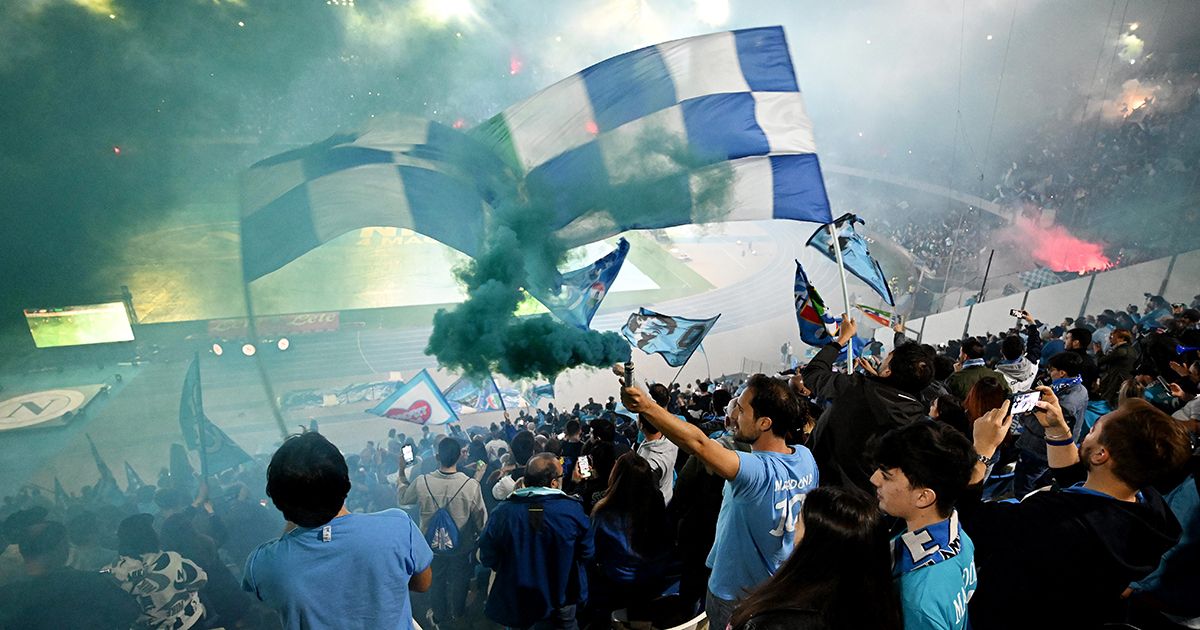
[24,302,135,348]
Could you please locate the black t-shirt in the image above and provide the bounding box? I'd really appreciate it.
[0,568,140,630]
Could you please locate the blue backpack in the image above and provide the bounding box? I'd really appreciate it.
[424,476,470,555]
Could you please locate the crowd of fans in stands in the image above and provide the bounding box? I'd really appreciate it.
[1,293,1199,630]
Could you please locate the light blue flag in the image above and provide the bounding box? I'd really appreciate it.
[241,27,833,282]
[532,238,629,329]
[369,369,459,425]
[443,374,509,413]
[179,355,252,475]
[621,307,719,367]
[526,382,556,405]
[806,213,894,306]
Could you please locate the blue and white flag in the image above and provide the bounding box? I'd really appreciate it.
[621,307,719,367]
[806,213,894,306]
[240,26,832,282]
[443,374,513,413]
[368,369,459,425]
[533,238,629,329]
[179,355,252,475]
[526,382,556,405]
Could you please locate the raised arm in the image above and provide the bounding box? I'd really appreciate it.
[801,317,859,398]
[618,370,740,480]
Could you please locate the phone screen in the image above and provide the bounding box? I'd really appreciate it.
[576,455,593,479]
[1010,391,1040,415]
[1156,376,1171,390]
[402,445,414,461]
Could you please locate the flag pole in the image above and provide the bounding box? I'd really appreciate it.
[828,222,855,371]
[240,278,290,440]
[193,353,210,484]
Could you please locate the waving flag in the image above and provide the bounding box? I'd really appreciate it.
[621,307,719,367]
[855,304,894,327]
[444,374,508,413]
[369,369,459,425]
[180,355,252,475]
[806,213,894,306]
[794,261,837,347]
[533,238,629,329]
[241,26,832,284]
[526,382,556,405]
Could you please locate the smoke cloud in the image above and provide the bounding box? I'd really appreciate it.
[426,126,733,381]
[1000,217,1112,273]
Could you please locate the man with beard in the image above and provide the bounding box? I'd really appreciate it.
[618,369,816,630]
[964,390,1191,629]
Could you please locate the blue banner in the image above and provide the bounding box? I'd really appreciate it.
[369,369,460,425]
[621,307,719,367]
[533,238,629,329]
[179,355,252,475]
[806,213,894,306]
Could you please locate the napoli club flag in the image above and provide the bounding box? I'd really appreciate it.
[368,369,459,425]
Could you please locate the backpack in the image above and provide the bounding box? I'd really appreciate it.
[424,476,471,555]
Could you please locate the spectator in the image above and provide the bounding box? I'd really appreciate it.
[1064,327,1100,394]
[620,370,817,630]
[930,393,970,438]
[479,453,594,629]
[728,486,902,630]
[586,452,677,623]
[492,431,536,501]
[962,377,1007,423]
[561,419,584,493]
[65,510,115,571]
[1040,326,1066,363]
[0,518,139,630]
[1126,456,1200,628]
[964,392,1192,629]
[398,436,488,628]
[108,513,208,630]
[995,313,1042,391]
[637,383,680,505]
[1096,328,1136,407]
[871,422,978,630]
[806,318,934,493]
[946,337,1011,400]
[1013,351,1091,497]
[243,433,433,629]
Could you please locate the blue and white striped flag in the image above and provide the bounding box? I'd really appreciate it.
[241,26,832,282]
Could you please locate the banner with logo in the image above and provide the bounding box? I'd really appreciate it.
[0,385,105,432]
[368,369,459,425]
[207,311,340,338]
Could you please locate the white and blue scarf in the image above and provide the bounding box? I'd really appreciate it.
[892,511,964,576]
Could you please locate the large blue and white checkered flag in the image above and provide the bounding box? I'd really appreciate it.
[241,26,832,282]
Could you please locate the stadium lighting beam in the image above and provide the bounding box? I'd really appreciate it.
[241,343,257,357]
[212,343,224,356]
[277,338,290,351]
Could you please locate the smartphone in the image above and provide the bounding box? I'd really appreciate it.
[576,455,593,479]
[1156,376,1172,390]
[1010,390,1041,415]
[1009,308,1025,318]
[402,444,414,462]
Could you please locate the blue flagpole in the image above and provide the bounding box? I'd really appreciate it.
[828,223,855,371]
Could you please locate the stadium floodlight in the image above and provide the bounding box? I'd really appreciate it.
[241,343,257,357]
[277,337,290,351]
[212,343,224,356]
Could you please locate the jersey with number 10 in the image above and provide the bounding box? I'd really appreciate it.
[706,447,819,601]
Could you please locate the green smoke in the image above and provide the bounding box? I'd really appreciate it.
[426,126,734,381]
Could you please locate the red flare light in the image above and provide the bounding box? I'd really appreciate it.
[509,55,522,75]
[112,146,121,155]
[585,120,599,135]
[1007,217,1112,273]
[452,118,466,129]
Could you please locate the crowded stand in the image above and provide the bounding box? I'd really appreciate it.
[1,293,1197,630]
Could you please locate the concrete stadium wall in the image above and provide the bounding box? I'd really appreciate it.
[890,249,1200,348]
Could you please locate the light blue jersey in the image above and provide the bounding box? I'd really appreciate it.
[706,447,818,600]
[893,512,977,630]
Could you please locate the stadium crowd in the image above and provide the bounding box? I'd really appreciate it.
[1,294,1199,630]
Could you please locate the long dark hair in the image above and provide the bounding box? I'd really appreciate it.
[591,452,665,555]
[729,486,903,630]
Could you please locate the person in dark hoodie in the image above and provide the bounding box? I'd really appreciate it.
[479,452,594,629]
[965,391,1191,630]
[805,317,935,494]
